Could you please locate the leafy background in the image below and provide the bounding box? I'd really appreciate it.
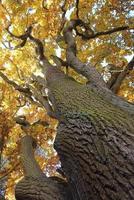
[0,0,133,199]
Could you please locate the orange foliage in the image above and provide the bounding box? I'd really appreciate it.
[0,0,133,199]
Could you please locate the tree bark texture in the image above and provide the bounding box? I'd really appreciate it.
[48,75,134,200]
[15,176,73,200]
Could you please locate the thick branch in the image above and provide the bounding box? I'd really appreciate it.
[16,135,73,200]
[63,19,107,89]
[63,20,134,116]
[20,135,43,178]
[28,35,50,67]
[108,57,134,93]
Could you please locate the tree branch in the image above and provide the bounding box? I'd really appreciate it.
[6,25,32,49]
[4,26,67,118]
[28,34,51,70]
[15,115,49,128]
[59,0,67,33]
[6,24,53,77]
[28,85,57,119]
[75,23,132,40]
[20,135,43,177]
[76,0,79,18]
[0,71,32,95]
[16,134,73,199]
[61,0,66,19]
[92,26,131,39]
[63,19,107,89]
[108,57,134,93]
[0,72,57,118]
[0,162,19,181]
[42,0,49,10]
[63,20,134,116]
[51,55,67,68]
[6,25,32,40]
[15,115,30,127]
[6,25,45,61]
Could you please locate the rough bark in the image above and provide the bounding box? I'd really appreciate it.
[12,56,134,200]
[48,75,134,200]
[16,176,73,200]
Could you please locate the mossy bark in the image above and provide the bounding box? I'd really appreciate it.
[47,75,134,200]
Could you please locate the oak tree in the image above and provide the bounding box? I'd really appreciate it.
[0,0,134,199]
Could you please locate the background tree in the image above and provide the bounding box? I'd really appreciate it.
[0,0,134,199]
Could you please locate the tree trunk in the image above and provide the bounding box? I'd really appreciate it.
[15,75,134,200]
[48,76,134,200]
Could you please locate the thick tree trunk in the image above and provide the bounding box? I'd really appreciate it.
[15,75,134,200]
[47,76,134,200]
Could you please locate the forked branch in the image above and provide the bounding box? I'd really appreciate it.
[6,25,51,72]
[63,19,107,89]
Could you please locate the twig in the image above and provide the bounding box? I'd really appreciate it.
[42,0,49,10]
[0,162,19,181]
[76,0,79,18]
[76,24,132,40]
